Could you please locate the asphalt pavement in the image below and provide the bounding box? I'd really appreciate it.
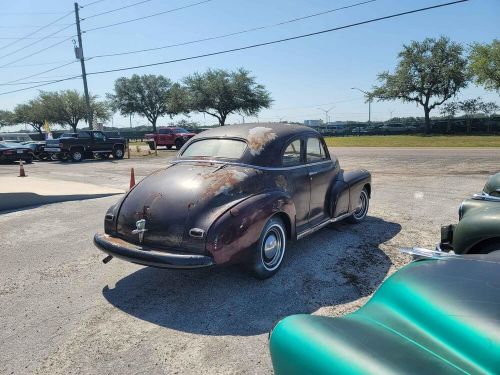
[0,147,499,374]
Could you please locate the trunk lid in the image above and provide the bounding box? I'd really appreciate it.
[115,162,261,253]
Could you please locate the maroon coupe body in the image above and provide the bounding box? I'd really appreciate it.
[94,123,371,278]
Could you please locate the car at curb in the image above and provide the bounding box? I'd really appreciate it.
[44,130,127,162]
[439,172,500,254]
[94,123,372,279]
[0,142,34,163]
[269,249,500,374]
[145,127,196,150]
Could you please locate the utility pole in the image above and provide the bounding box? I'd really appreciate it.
[74,3,92,129]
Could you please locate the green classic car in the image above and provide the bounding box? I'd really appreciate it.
[439,172,500,254]
[269,250,500,374]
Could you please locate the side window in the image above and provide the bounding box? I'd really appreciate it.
[93,132,106,140]
[78,132,91,139]
[282,139,302,167]
[306,137,327,163]
[159,129,169,135]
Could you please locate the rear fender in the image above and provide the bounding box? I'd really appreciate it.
[206,191,296,265]
[329,170,371,217]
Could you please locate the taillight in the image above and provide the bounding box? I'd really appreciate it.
[4,150,13,155]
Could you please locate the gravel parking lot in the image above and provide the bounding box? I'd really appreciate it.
[1,147,499,374]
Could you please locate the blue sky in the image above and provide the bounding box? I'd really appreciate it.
[1,0,499,128]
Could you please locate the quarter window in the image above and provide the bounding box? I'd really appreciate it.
[282,139,302,167]
[306,137,327,163]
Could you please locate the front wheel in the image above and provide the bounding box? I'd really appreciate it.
[347,188,369,224]
[113,147,124,159]
[249,217,287,279]
[175,139,183,150]
[148,141,155,150]
[70,150,83,162]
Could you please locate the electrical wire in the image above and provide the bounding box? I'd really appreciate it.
[83,0,213,32]
[87,0,376,59]
[0,61,78,86]
[81,0,155,20]
[86,1,469,76]
[0,59,76,69]
[80,0,109,8]
[0,24,75,61]
[0,0,469,96]
[0,37,74,68]
[0,11,74,51]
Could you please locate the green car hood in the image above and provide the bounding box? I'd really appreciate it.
[269,255,500,374]
[484,172,500,197]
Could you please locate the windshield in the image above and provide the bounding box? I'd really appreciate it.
[174,128,189,133]
[181,139,247,159]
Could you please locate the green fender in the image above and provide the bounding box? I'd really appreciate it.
[269,256,500,374]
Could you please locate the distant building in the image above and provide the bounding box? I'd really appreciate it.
[304,119,323,127]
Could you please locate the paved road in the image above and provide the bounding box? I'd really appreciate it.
[0,147,499,374]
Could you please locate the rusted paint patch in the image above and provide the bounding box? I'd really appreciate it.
[247,127,277,155]
[275,175,288,191]
[201,169,247,199]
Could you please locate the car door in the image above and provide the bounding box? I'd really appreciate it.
[92,131,112,152]
[281,137,310,233]
[306,137,337,226]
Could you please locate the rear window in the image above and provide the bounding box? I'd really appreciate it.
[181,139,247,159]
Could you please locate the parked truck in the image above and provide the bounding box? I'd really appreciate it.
[144,127,196,150]
[44,130,127,162]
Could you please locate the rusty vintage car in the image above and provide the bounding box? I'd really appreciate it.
[94,123,371,278]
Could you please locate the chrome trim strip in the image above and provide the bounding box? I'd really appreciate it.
[172,159,333,171]
[296,212,352,240]
[472,192,500,202]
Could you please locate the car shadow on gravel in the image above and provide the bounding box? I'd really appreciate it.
[102,216,401,336]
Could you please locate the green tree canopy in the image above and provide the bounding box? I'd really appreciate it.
[183,68,272,126]
[40,90,110,132]
[0,110,14,129]
[372,36,469,133]
[107,74,182,133]
[469,39,500,93]
[13,99,49,135]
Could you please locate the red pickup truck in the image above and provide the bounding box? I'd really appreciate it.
[145,127,196,150]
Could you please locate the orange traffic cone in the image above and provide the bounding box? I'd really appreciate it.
[19,160,26,177]
[129,167,136,189]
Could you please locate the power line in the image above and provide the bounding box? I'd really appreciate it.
[83,0,214,32]
[81,0,155,20]
[0,36,74,40]
[0,37,74,68]
[0,59,75,68]
[0,24,73,29]
[0,61,78,86]
[87,0,376,59]
[0,11,74,51]
[86,1,469,76]
[0,24,75,60]
[80,0,109,7]
[0,0,469,96]
[0,11,67,15]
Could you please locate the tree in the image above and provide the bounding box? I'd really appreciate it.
[40,90,110,132]
[440,102,459,133]
[183,68,272,126]
[458,98,482,134]
[372,36,469,134]
[13,99,49,135]
[469,39,500,93]
[107,74,182,133]
[0,110,14,129]
[479,101,499,133]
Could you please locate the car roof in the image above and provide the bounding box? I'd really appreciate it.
[183,123,321,167]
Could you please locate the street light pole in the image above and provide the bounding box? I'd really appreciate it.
[317,107,334,133]
[351,87,371,126]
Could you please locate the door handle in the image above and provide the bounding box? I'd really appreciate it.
[308,171,320,177]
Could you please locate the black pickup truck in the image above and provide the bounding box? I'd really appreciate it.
[44,131,127,162]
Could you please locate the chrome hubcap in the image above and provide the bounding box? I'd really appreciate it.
[116,149,123,157]
[262,225,285,270]
[353,191,368,219]
[73,152,82,160]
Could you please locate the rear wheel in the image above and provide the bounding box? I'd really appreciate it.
[175,139,183,150]
[148,141,155,150]
[70,149,83,162]
[166,145,173,150]
[347,188,369,224]
[249,217,287,279]
[113,147,124,159]
[24,156,33,164]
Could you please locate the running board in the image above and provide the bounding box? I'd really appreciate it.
[296,212,352,240]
